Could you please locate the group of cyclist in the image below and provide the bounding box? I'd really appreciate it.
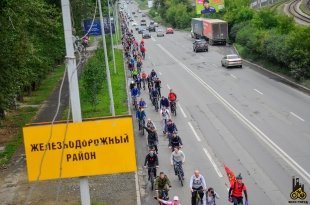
[120,10,248,205]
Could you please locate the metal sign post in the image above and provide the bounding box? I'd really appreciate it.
[60,0,90,204]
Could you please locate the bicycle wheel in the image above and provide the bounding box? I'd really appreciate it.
[150,174,154,190]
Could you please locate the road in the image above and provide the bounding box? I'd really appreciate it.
[123,3,310,205]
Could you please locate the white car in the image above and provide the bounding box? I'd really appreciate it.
[132,22,138,26]
[221,54,242,68]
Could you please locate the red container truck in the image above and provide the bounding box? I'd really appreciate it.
[191,18,228,45]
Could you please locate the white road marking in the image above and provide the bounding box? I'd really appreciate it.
[290,112,305,122]
[166,84,171,90]
[188,122,201,142]
[230,74,237,79]
[158,71,162,75]
[151,37,156,41]
[135,172,142,205]
[203,148,223,178]
[254,89,263,95]
[157,43,310,185]
[178,104,187,118]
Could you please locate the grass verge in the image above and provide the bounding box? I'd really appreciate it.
[79,46,128,118]
[0,65,65,166]
[235,43,309,87]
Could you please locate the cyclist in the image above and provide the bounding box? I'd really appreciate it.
[166,119,178,140]
[139,98,147,108]
[131,86,140,106]
[155,172,172,200]
[155,195,182,205]
[206,187,219,205]
[190,170,207,205]
[150,69,157,80]
[168,89,177,111]
[136,107,146,124]
[170,146,185,179]
[146,118,157,131]
[144,149,159,180]
[137,58,143,72]
[151,86,159,108]
[129,81,136,91]
[141,71,148,90]
[228,174,248,205]
[169,132,183,151]
[135,75,142,90]
[132,68,139,81]
[140,46,146,59]
[160,107,171,134]
[160,96,170,109]
[144,125,159,154]
[154,77,162,97]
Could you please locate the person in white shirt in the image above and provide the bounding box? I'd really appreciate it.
[160,107,170,134]
[189,170,207,205]
[170,147,185,179]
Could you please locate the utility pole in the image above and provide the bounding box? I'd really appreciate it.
[61,0,90,205]
[98,0,116,116]
[108,0,117,74]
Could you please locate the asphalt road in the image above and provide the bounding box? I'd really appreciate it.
[123,3,310,205]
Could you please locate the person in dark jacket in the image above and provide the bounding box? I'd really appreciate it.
[169,132,183,151]
[201,0,216,14]
[160,96,170,109]
[144,149,159,180]
[144,126,159,153]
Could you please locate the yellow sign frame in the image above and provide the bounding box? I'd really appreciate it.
[23,116,137,181]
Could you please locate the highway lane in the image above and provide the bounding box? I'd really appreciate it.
[123,2,310,205]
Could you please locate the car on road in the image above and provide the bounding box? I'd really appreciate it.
[138,26,146,34]
[142,30,151,39]
[221,54,242,68]
[142,13,146,17]
[166,27,174,34]
[132,22,138,26]
[156,29,164,37]
[193,39,208,52]
[140,19,147,26]
[132,11,135,15]
[148,24,156,32]
[138,9,142,13]
[154,22,159,27]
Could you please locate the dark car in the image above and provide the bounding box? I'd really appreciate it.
[140,19,147,26]
[148,24,156,32]
[193,39,208,52]
[142,30,151,39]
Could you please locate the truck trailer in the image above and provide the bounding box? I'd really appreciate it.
[191,18,228,45]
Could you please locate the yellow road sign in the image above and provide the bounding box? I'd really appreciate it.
[23,116,136,181]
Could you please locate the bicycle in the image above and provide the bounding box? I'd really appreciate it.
[170,101,177,116]
[138,118,145,135]
[173,161,184,186]
[144,166,157,190]
[152,96,159,112]
[156,189,169,205]
[132,96,138,110]
[193,189,204,205]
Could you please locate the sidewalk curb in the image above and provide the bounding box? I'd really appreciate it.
[232,44,310,95]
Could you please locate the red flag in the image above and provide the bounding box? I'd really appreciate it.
[224,164,236,186]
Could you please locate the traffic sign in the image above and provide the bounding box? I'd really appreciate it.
[23,116,136,181]
[83,18,115,36]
